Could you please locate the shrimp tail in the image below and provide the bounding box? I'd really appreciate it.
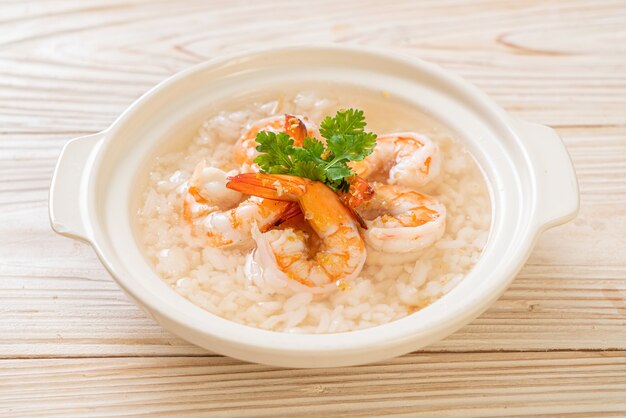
[260,201,302,232]
[226,173,307,201]
[284,114,308,143]
[342,176,375,208]
[346,205,368,230]
[229,173,370,228]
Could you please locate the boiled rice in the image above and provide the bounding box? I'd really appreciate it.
[136,91,491,333]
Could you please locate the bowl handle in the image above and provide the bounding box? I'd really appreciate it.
[513,119,580,230]
[48,132,103,242]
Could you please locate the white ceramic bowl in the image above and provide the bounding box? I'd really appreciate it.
[49,45,578,368]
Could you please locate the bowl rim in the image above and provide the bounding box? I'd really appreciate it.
[85,44,543,358]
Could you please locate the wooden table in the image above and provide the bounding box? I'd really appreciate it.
[1,1,625,416]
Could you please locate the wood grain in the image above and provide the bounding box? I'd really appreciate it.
[1,352,626,417]
[1,0,625,415]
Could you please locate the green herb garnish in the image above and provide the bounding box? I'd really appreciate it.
[253,109,377,192]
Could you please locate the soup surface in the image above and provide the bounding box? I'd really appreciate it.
[136,86,491,333]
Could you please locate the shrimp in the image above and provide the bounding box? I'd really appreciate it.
[358,183,446,254]
[341,175,375,209]
[182,161,298,248]
[350,132,441,188]
[227,173,366,292]
[234,114,319,170]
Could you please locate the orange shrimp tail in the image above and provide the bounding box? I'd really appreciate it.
[262,201,302,231]
[284,115,307,145]
[342,176,375,208]
[226,173,308,201]
[346,205,368,230]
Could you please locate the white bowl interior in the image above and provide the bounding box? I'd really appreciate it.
[86,47,539,366]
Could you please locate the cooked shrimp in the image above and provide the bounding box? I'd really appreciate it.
[183,161,243,209]
[227,173,366,292]
[350,132,441,188]
[341,175,375,209]
[182,161,297,247]
[358,183,446,254]
[234,114,319,170]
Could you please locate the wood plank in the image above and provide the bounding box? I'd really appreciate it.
[1,352,625,417]
[1,1,625,132]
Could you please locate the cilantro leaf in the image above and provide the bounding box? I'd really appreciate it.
[291,161,327,182]
[254,131,295,174]
[325,164,353,181]
[321,109,377,165]
[294,137,325,165]
[325,132,377,163]
[252,109,377,193]
[319,108,367,138]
